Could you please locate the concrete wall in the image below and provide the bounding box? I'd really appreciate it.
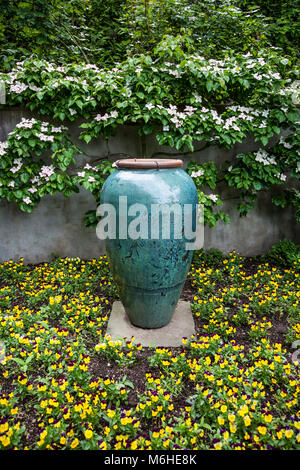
[0,107,299,263]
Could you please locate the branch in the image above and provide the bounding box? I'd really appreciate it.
[150,142,211,158]
[62,25,90,64]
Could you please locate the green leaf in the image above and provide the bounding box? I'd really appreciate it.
[260,136,269,146]
[20,173,30,183]
[83,135,92,144]
[253,181,262,191]
[206,80,213,92]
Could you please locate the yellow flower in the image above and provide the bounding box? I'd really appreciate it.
[0,435,10,447]
[131,440,138,450]
[230,424,237,434]
[263,414,272,423]
[257,426,267,436]
[218,416,225,426]
[71,438,79,449]
[84,429,93,439]
[285,430,293,439]
[214,442,222,450]
[238,405,249,416]
[107,409,116,418]
[244,415,251,427]
[0,422,8,433]
[100,441,107,450]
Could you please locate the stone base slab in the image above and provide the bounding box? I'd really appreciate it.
[105,300,195,347]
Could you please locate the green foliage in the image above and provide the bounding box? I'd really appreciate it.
[186,161,230,227]
[0,35,299,224]
[0,0,299,71]
[224,131,300,219]
[266,240,300,268]
[192,248,225,268]
[238,0,300,61]
[0,115,115,213]
[0,0,125,70]
[2,42,297,148]
[0,118,80,212]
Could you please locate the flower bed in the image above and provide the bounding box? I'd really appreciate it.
[0,251,299,450]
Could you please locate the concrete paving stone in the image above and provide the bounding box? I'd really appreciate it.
[105,300,195,347]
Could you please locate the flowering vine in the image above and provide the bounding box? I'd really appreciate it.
[0,36,299,224]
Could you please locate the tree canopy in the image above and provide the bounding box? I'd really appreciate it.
[0,0,299,70]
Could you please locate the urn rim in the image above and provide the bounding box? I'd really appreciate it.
[115,158,183,169]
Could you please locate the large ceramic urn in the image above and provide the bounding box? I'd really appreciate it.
[99,159,198,328]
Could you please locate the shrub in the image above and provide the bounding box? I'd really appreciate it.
[267,239,300,267]
[192,248,225,267]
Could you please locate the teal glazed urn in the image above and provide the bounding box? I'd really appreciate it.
[100,159,198,328]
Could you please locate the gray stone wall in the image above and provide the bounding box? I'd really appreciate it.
[0,107,299,263]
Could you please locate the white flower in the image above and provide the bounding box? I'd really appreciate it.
[39,165,55,181]
[15,118,37,129]
[36,133,54,142]
[28,187,37,194]
[191,169,204,178]
[0,141,9,156]
[52,127,63,133]
[23,197,32,204]
[255,149,276,166]
[208,194,218,203]
[278,173,287,182]
[259,121,267,129]
[10,161,23,173]
[283,142,292,149]
[184,106,196,115]
[88,176,96,183]
[10,82,28,94]
[77,171,85,178]
[145,103,155,110]
[95,113,109,122]
[193,94,202,103]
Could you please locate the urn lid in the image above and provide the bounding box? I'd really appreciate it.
[115,158,183,169]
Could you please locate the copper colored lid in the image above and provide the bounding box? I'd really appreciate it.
[115,158,183,169]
